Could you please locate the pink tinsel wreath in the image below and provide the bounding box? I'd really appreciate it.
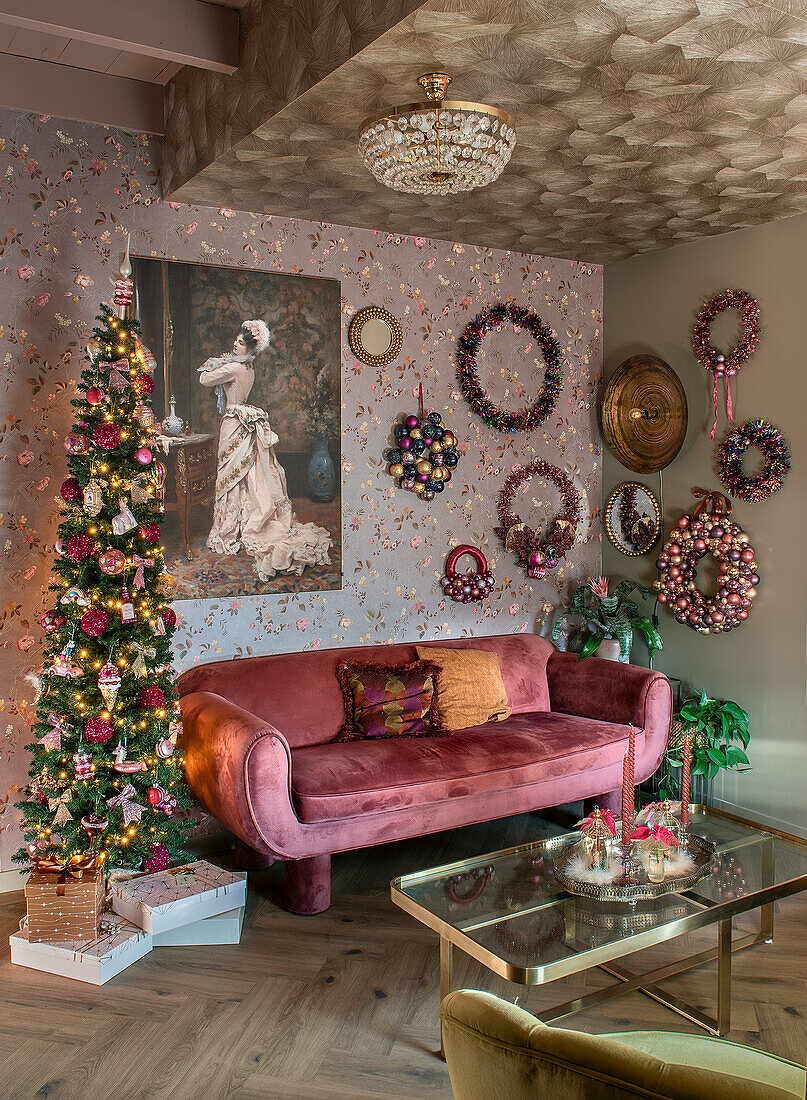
[692,290,760,438]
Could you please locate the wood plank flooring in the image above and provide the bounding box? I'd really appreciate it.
[0,812,805,1099]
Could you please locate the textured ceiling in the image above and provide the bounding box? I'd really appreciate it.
[163,0,807,263]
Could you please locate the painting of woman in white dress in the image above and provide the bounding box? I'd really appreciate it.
[197,320,333,581]
[130,255,342,600]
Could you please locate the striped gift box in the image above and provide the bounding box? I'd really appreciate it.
[24,865,105,944]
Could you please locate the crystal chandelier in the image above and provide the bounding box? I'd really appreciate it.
[358,73,516,196]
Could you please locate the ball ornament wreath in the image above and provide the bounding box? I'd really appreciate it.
[386,409,460,501]
[655,489,759,634]
[495,460,580,579]
[441,545,495,604]
[456,302,563,432]
[692,289,760,437]
[717,419,790,503]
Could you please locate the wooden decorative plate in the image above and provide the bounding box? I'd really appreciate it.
[601,355,687,473]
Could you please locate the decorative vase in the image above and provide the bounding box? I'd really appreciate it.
[307,434,335,502]
[162,395,183,437]
[647,848,666,883]
[596,638,622,662]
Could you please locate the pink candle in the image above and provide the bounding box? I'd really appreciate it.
[622,725,636,846]
[681,734,691,825]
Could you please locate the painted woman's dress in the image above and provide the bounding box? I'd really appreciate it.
[198,355,332,580]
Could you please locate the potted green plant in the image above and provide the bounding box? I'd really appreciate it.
[552,577,662,663]
[658,690,751,801]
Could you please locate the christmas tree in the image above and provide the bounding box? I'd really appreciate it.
[14,244,192,874]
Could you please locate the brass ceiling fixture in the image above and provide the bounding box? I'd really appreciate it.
[358,72,516,196]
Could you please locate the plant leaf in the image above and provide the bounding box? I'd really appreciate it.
[706,746,727,766]
[725,747,750,766]
[577,633,604,661]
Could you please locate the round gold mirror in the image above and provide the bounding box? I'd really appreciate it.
[348,306,403,366]
[605,481,662,556]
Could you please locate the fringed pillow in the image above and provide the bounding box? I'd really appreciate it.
[336,660,446,741]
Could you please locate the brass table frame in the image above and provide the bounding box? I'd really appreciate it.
[391,811,805,1053]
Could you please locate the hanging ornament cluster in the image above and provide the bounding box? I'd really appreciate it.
[692,290,760,439]
[385,406,460,500]
[495,460,580,579]
[655,488,759,634]
[456,302,563,431]
[148,784,178,816]
[717,419,790,503]
[441,545,495,604]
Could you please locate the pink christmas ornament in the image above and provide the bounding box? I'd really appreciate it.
[139,523,161,544]
[86,387,104,407]
[85,716,114,743]
[67,534,95,561]
[137,685,165,709]
[143,843,170,873]
[134,447,153,465]
[64,432,91,455]
[98,548,126,575]
[80,609,109,637]
[60,477,82,502]
[92,423,121,451]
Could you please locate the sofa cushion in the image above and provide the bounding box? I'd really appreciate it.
[415,645,512,731]
[290,712,645,823]
[335,659,444,740]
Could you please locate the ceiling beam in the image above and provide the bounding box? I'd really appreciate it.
[0,53,163,133]
[0,0,239,75]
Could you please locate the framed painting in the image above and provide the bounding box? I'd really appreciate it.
[131,257,342,600]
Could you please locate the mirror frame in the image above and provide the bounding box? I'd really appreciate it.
[348,305,403,366]
[605,480,662,557]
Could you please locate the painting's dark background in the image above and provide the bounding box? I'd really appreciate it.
[132,257,341,494]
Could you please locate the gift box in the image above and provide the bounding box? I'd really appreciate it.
[10,916,152,985]
[153,905,245,947]
[110,860,246,934]
[24,857,105,943]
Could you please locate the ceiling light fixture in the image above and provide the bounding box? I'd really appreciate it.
[358,73,516,196]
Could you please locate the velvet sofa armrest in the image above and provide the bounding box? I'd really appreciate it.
[546,652,672,778]
[179,690,301,858]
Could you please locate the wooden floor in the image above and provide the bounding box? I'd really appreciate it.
[1,813,805,1099]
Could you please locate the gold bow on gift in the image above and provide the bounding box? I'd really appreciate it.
[34,853,99,895]
[48,789,73,828]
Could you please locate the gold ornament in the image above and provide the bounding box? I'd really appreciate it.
[413,482,426,495]
[430,440,443,453]
[442,432,455,447]
[389,463,405,478]
[416,459,432,475]
[409,428,422,440]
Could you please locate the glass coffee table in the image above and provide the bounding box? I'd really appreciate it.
[391,809,807,1046]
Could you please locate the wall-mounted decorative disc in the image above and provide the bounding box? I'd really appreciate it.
[605,482,662,556]
[602,355,687,473]
[348,306,403,366]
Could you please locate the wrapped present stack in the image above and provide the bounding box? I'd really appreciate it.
[12,858,247,985]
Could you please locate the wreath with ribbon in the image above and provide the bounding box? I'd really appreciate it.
[456,302,563,432]
[692,290,760,439]
[495,460,580,579]
[655,488,759,634]
[717,419,790,503]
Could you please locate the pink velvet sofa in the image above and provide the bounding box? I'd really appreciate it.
[177,633,672,914]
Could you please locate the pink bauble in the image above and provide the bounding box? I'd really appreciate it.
[86,387,104,406]
[80,609,109,637]
[40,610,64,633]
[143,843,170,873]
[147,785,167,807]
[98,548,126,575]
[134,375,154,396]
[67,534,95,561]
[139,523,161,544]
[160,607,177,629]
[60,477,82,502]
[85,716,114,743]
[134,447,153,466]
[405,415,420,429]
[64,432,91,455]
[92,423,121,451]
[137,685,165,709]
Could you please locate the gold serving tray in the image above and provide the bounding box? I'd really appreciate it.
[553,832,715,904]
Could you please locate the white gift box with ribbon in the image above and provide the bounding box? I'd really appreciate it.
[110,860,246,934]
[10,916,151,985]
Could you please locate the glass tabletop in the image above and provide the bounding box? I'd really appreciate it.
[391,809,807,984]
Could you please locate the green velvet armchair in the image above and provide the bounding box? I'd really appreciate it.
[441,990,806,1100]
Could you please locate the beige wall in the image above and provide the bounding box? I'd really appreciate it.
[604,215,807,837]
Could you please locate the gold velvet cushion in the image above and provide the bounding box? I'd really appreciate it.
[415,646,511,732]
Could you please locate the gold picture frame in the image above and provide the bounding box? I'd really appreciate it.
[348,305,403,366]
[605,481,662,557]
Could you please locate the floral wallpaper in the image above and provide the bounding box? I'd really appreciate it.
[0,109,602,869]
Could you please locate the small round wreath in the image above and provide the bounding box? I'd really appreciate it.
[655,489,759,634]
[692,290,760,378]
[456,302,563,432]
[441,545,495,604]
[717,419,790,503]
[495,460,580,579]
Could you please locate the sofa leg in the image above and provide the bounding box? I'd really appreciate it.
[284,855,331,915]
[585,787,622,816]
[232,836,275,870]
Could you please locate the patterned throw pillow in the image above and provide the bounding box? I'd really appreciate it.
[336,660,445,741]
